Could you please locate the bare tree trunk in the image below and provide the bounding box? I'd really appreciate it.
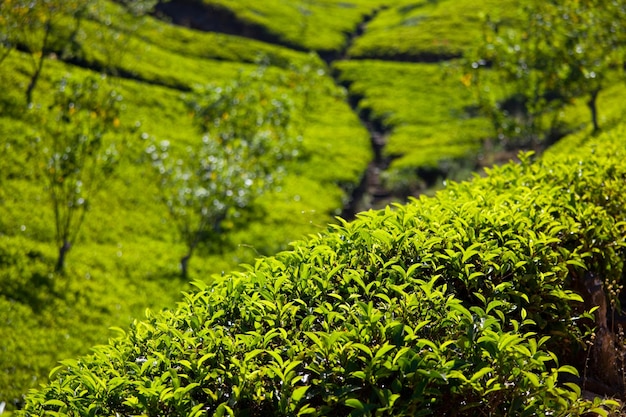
[55,241,71,273]
[25,21,51,104]
[180,239,199,280]
[587,89,600,134]
[583,271,621,390]
[180,253,191,280]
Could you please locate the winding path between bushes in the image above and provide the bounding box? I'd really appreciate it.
[330,8,394,218]
[153,2,452,218]
[327,7,456,218]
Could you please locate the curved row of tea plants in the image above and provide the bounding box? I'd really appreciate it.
[20,125,626,416]
[197,0,389,54]
[194,0,506,191]
[334,59,490,191]
[0,1,371,407]
[346,0,517,60]
[336,0,626,195]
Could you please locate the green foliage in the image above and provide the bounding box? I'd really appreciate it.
[147,66,302,278]
[0,0,27,65]
[30,74,127,272]
[136,17,308,68]
[114,0,159,17]
[2,0,96,102]
[0,235,51,306]
[200,0,388,53]
[6,0,626,412]
[20,126,626,416]
[465,0,626,145]
[347,0,518,60]
[534,0,626,133]
[0,37,367,406]
[334,59,490,191]
[80,0,154,75]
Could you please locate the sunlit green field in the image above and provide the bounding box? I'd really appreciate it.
[0,4,371,405]
[201,0,389,52]
[2,0,626,410]
[347,0,519,59]
[334,60,490,171]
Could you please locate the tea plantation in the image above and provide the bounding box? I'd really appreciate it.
[0,1,371,409]
[18,125,626,416]
[2,0,626,415]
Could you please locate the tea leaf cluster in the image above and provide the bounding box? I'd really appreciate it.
[20,126,626,416]
[0,3,370,405]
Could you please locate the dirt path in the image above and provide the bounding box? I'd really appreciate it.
[152,2,401,218]
[327,8,396,219]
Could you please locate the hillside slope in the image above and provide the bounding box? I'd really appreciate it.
[2,0,626,412]
[0,2,373,408]
[19,123,626,416]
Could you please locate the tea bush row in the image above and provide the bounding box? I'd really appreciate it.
[334,59,490,190]
[0,7,370,404]
[199,0,388,54]
[347,0,518,60]
[20,125,626,416]
[334,60,626,196]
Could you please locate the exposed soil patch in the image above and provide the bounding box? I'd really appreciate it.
[153,0,307,52]
[335,83,396,218]
[340,119,393,218]
[328,8,399,219]
[348,50,463,63]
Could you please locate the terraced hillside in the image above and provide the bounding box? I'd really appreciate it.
[0,1,374,408]
[1,0,626,412]
[18,122,626,417]
[184,0,626,204]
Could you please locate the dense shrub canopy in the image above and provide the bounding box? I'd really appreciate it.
[4,0,626,413]
[19,126,626,416]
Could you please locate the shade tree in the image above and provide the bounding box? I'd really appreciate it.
[5,0,96,103]
[31,74,126,272]
[465,0,626,146]
[548,0,626,133]
[147,67,301,279]
[0,0,162,103]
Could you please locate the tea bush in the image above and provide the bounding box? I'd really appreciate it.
[348,0,518,60]
[19,126,626,416]
[0,4,372,404]
[90,0,306,70]
[333,58,626,195]
[334,59,490,190]
[198,0,388,53]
